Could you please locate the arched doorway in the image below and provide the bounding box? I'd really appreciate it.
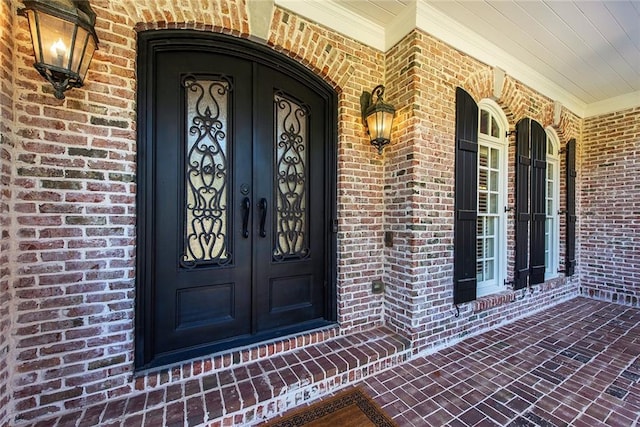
[135,31,337,370]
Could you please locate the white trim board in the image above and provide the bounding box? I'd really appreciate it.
[272,0,640,118]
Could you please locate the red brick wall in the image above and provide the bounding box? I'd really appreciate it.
[581,107,640,306]
[8,0,387,422]
[1,0,632,424]
[382,30,582,353]
[11,0,139,419]
[0,0,15,425]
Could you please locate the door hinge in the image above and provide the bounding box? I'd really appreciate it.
[331,219,338,233]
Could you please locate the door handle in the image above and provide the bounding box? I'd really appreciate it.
[258,198,267,237]
[242,197,250,238]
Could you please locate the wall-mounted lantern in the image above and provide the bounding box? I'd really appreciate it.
[360,85,396,154]
[19,0,99,100]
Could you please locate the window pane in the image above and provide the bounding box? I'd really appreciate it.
[491,116,500,138]
[480,110,489,135]
[489,194,498,213]
[479,193,488,213]
[477,262,484,281]
[274,92,309,261]
[485,260,494,280]
[486,217,495,234]
[479,145,488,167]
[477,238,484,258]
[183,77,231,265]
[490,171,498,191]
[545,221,550,250]
[486,237,494,258]
[490,147,499,169]
[479,169,488,190]
[545,252,550,271]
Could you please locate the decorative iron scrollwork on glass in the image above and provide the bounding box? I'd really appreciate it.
[273,91,310,261]
[181,74,233,267]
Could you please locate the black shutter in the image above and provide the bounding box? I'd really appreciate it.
[529,121,546,284]
[514,119,530,290]
[454,88,478,304]
[565,138,576,276]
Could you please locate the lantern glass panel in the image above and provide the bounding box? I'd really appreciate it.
[366,111,380,139]
[381,110,393,139]
[24,10,43,63]
[366,110,393,141]
[37,11,75,69]
[78,34,97,80]
[69,27,86,75]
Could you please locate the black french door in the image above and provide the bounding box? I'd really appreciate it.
[136,32,336,369]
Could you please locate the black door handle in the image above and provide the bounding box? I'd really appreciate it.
[242,197,250,238]
[258,198,267,237]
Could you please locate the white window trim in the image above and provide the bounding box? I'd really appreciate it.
[545,127,560,280]
[476,100,508,298]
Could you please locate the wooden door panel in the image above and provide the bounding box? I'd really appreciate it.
[137,32,336,370]
[269,275,313,312]
[253,66,327,331]
[152,50,253,359]
[175,283,234,329]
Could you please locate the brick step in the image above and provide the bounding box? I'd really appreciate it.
[21,327,410,427]
[209,326,410,426]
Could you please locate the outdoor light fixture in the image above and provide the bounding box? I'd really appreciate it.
[19,0,99,100]
[360,85,396,154]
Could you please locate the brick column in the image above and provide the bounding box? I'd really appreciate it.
[581,107,640,306]
[0,0,16,424]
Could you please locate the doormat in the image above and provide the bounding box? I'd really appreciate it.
[263,387,398,427]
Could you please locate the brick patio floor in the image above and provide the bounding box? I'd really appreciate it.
[358,297,640,426]
[16,297,640,426]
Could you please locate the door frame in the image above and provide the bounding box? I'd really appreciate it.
[135,30,338,371]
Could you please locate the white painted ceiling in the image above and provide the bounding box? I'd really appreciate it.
[275,0,640,117]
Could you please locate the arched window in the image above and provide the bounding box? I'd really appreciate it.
[476,101,508,297]
[545,128,560,279]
